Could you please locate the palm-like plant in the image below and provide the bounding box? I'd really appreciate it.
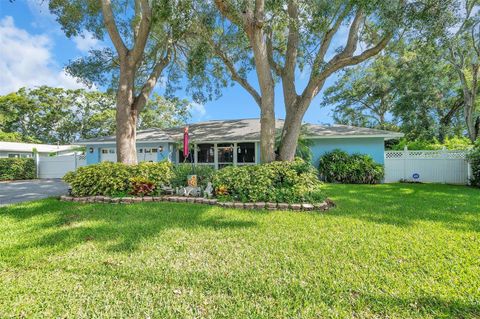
[276,125,313,162]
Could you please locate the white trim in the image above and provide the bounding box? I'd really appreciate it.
[76,140,175,145]
[304,134,404,140]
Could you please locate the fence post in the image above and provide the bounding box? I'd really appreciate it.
[403,146,408,181]
[35,153,40,179]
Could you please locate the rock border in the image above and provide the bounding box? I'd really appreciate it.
[59,195,335,212]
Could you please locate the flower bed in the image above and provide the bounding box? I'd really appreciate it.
[59,195,335,212]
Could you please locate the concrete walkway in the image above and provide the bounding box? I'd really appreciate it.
[0,179,68,206]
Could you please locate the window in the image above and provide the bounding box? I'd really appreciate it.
[101,148,115,154]
[197,144,214,163]
[237,143,255,164]
[217,143,234,168]
[151,148,158,153]
[8,153,20,158]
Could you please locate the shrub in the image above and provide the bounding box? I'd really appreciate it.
[0,158,36,180]
[63,161,173,196]
[171,164,214,188]
[319,149,384,184]
[467,139,480,187]
[132,161,174,188]
[129,177,156,196]
[212,158,324,203]
[390,137,472,150]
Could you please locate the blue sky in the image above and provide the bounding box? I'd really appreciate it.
[0,0,340,124]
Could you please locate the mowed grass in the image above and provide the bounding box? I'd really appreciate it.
[0,184,479,318]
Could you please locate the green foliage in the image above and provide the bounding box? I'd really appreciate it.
[0,131,40,143]
[171,164,214,188]
[0,158,36,180]
[129,177,156,197]
[467,139,480,187]
[63,161,173,196]
[212,158,324,203]
[0,87,190,144]
[390,136,473,150]
[132,161,174,189]
[63,162,133,197]
[319,150,384,184]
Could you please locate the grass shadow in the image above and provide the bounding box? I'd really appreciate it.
[1,200,256,261]
[324,183,480,232]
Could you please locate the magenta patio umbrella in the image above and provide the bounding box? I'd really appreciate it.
[183,126,189,158]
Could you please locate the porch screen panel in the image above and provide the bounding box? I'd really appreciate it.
[197,144,214,164]
[237,143,255,164]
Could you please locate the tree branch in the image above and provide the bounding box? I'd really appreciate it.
[208,38,262,106]
[281,0,300,103]
[134,49,172,113]
[131,0,152,64]
[100,0,128,59]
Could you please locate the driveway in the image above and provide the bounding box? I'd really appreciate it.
[0,179,68,206]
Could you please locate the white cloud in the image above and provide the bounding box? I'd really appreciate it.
[73,32,102,52]
[0,16,87,95]
[188,102,207,120]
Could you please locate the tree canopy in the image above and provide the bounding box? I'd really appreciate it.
[0,87,190,144]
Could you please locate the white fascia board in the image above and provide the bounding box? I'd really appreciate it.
[304,133,404,140]
[76,140,176,145]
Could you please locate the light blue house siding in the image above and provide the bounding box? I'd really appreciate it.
[309,137,385,167]
[86,142,174,165]
[85,138,385,166]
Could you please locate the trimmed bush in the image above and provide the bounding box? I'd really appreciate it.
[171,164,214,188]
[64,161,173,196]
[319,149,384,184]
[0,158,36,180]
[212,158,324,203]
[467,140,480,187]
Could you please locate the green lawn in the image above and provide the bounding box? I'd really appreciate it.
[1,184,479,318]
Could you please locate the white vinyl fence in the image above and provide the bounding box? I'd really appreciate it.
[36,154,86,179]
[384,148,470,185]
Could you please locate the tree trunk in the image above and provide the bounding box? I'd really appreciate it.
[116,67,138,164]
[260,105,276,163]
[249,22,276,163]
[279,100,308,161]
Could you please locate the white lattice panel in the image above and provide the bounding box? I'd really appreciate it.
[384,150,469,184]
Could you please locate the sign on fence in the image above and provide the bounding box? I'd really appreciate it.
[384,148,469,185]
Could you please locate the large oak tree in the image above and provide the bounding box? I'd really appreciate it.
[189,0,452,161]
[49,0,192,163]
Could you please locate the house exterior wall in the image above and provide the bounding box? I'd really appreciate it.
[309,137,385,167]
[84,137,385,166]
[85,142,174,165]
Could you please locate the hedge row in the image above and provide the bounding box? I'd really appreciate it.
[212,158,324,203]
[318,149,384,184]
[0,158,36,180]
[467,140,480,187]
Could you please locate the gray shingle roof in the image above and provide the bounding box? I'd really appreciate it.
[77,118,403,144]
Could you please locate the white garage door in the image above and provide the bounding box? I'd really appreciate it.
[100,148,117,162]
[137,147,158,162]
[38,154,86,178]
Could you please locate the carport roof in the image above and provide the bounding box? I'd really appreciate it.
[77,118,404,144]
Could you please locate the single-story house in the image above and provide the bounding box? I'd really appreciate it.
[0,142,79,158]
[78,119,403,168]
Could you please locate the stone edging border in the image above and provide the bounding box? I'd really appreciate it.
[59,195,335,212]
